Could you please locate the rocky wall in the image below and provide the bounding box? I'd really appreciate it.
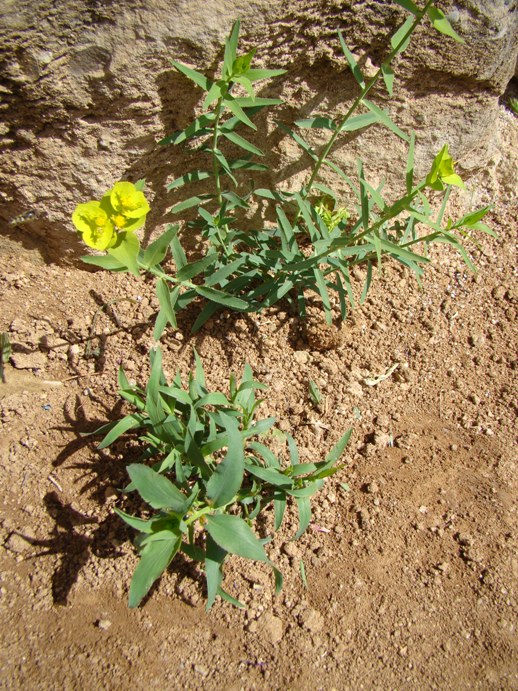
[0,0,516,262]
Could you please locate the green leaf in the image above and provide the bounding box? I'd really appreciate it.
[406,130,415,194]
[146,347,164,425]
[128,531,181,608]
[381,63,394,95]
[314,268,333,324]
[195,286,248,310]
[363,100,409,141]
[224,95,257,130]
[456,206,492,228]
[325,428,352,465]
[393,0,420,14]
[232,97,283,108]
[390,16,415,53]
[221,129,264,156]
[338,32,365,87]
[427,6,465,44]
[233,75,255,100]
[108,232,141,277]
[114,508,155,533]
[203,80,225,110]
[205,534,226,610]
[176,253,217,281]
[141,225,178,269]
[245,464,293,488]
[245,68,287,81]
[127,464,189,512]
[294,496,311,539]
[339,112,378,133]
[159,113,215,146]
[223,20,241,78]
[278,123,318,160]
[170,194,214,214]
[171,60,212,91]
[155,279,179,332]
[213,148,238,185]
[308,380,322,406]
[247,441,281,469]
[97,413,143,449]
[274,494,287,530]
[295,117,336,131]
[206,415,245,507]
[206,514,268,561]
[81,254,126,271]
[167,170,212,191]
[229,159,269,171]
[170,228,187,270]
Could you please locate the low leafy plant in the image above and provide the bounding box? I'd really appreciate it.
[98,348,351,609]
[74,0,493,336]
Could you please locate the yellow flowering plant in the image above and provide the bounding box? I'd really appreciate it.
[72,180,150,275]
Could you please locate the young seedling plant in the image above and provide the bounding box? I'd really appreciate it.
[98,348,351,609]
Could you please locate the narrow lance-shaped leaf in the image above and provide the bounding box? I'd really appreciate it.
[390,15,415,53]
[406,130,415,194]
[338,112,378,133]
[206,415,245,507]
[195,284,249,310]
[393,0,420,14]
[156,279,179,333]
[221,129,264,156]
[171,60,213,91]
[128,532,181,608]
[127,463,189,512]
[338,31,365,87]
[363,99,410,141]
[204,534,226,610]
[244,68,287,81]
[167,170,212,191]
[223,20,241,78]
[142,225,178,269]
[224,95,257,130]
[381,63,394,95]
[427,6,465,44]
[295,117,336,131]
[206,514,268,561]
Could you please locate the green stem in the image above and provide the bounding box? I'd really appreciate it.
[212,98,224,208]
[211,97,231,255]
[303,0,436,196]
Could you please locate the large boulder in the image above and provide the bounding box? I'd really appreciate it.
[0,0,516,262]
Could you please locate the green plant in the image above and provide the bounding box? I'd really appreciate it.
[76,1,492,334]
[308,380,323,409]
[0,333,11,384]
[509,97,518,116]
[98,348,351,609]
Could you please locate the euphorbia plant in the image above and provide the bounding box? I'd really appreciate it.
[73,0,493,334]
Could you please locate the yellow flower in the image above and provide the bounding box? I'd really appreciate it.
[426,144,465,191]
[107,181,150,231]
[72,201,117,250]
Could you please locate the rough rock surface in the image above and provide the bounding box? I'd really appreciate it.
[0,0,516,261]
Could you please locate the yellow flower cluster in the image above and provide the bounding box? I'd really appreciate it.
[72,181,150,250]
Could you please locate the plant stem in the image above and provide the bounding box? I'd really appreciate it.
[211,97,232,255]
[303,0,436,196]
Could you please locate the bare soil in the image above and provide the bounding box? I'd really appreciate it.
[1,151,517,688]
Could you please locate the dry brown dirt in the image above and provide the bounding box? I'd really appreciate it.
[1,129,517,688]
